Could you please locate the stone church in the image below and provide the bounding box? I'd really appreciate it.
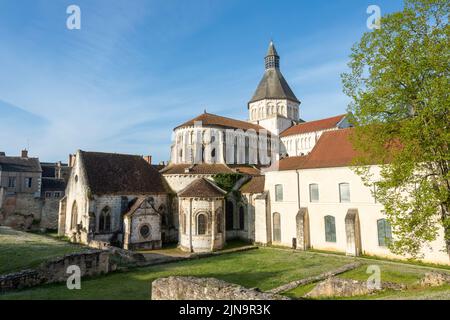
[58,42,449,265]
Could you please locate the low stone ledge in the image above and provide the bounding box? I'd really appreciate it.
[152,276,290,300]
[304,277,406,298]
[268,262,362,294]
[0,250,111,293]
[416,271,450,287]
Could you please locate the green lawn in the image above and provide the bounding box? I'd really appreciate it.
[284,260,450,300]
[1,229,449,300]
[0,227,87,274]
[0,248,355,300]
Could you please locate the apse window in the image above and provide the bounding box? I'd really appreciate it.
[140,225,150,239]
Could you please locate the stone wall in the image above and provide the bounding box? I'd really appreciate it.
[0,193,42,230]
[151,276,289,300]
[0,250,110,293]
[40,197,60,230]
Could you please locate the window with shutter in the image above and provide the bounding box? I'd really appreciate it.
[324,215,336,242]
[309,184,319,202]
[275,184,283,202]
[377,218,392,246]
[339,183,350,203]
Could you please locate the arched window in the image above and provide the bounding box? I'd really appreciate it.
[239,206,245,230]
[197,213,207,235]
[226,200,234,230]
[99,206,111,233]
[71,201,78,230]
[273,212,281,242]
[324,215,336,242]
[377,219,392,247]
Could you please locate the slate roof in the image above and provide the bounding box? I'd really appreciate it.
[0,156,41,173]
[41,178,66,191]
[240,176,265,194]
[280,114,347,137]
[178,178,227,198]
[175,112,265,131]
[160,163,235,175]
[79,151,167,195]
[249,68,300,104]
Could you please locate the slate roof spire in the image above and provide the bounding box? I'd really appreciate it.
[265,40,280,70]
[249,41,299,104]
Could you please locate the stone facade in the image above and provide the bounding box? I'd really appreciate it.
[123,196,169,250]
[179,197,225,253]
[59,150,171,250]
[151,276,290,300]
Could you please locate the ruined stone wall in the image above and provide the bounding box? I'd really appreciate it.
[0,193,43,230]
[40,197,60,230]
[0,250,110,293]
[152,276,289,300]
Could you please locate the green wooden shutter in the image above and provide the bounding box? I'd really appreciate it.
[330,217,336,242]
[378,219,386,246]
[325,216,336,242]
[385,220,392,245]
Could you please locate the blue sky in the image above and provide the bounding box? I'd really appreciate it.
[0,0,404,163]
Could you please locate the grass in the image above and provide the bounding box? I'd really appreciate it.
[283,260,450,300]
[0,248,355,300]
[1,229,449,300]
[0,227,87,274]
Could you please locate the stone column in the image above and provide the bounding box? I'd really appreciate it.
[189,198,193,252]
[211,199,216,251]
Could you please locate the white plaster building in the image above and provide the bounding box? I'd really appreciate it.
[57,41,449,264]
[259,129,449,265]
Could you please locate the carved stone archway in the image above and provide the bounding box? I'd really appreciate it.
[296,208,310,250]
[345,209,362,256]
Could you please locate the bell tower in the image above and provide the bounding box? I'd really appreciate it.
[248,41,300,135]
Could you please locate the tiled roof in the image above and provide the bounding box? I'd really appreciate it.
[280,114,346,137]
[300,128,360,169]
[240,176,265,194]
[174,112,264,131]
[178,178,227,198]
[80,151,167,195]
[227,165,262,176]
[268,128,360,171]
[0,156,41,172]
[160,163,234,175]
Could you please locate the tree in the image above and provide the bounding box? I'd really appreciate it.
[342,0,449,259]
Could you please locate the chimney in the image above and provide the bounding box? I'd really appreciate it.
[143,155,152,164]
[21,149,28,158]
[68,154,76,167]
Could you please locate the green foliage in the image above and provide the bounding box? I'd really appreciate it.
[212,173,244,192]
[342,0,450,258]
